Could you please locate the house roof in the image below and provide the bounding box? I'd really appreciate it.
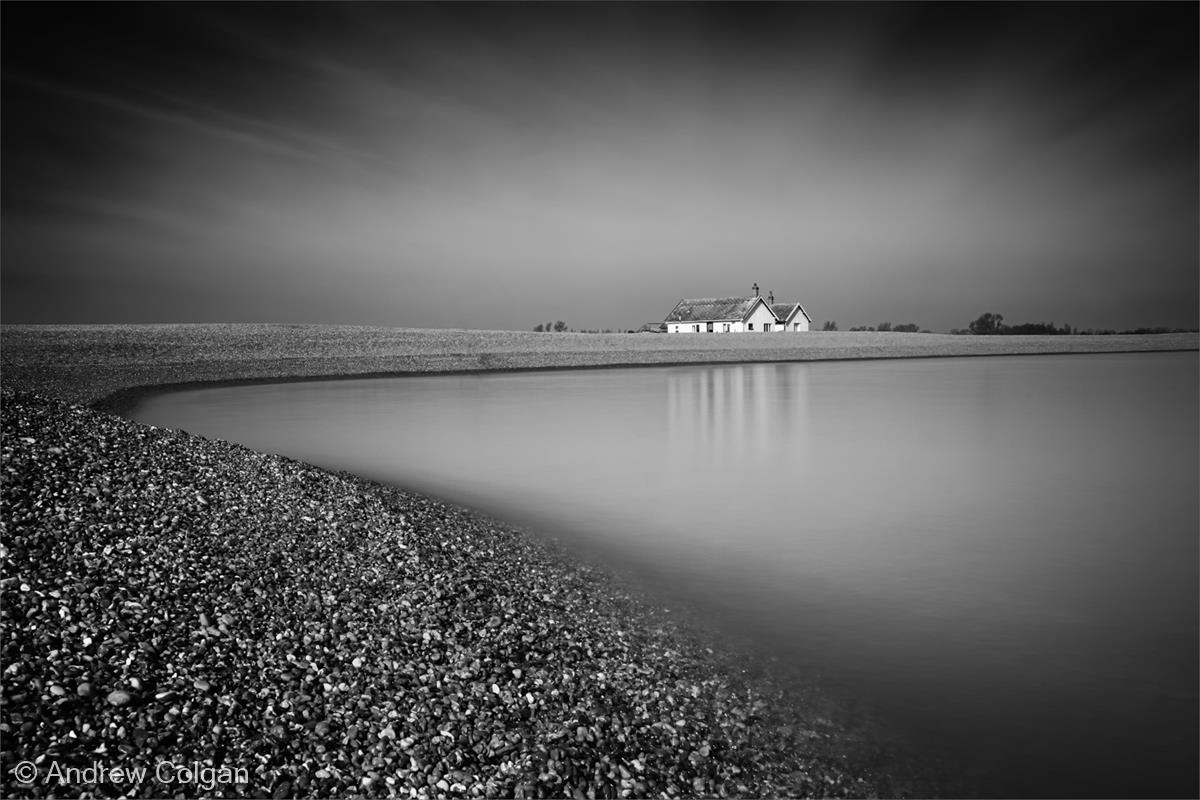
[665,296,772,323]
[636,322,666,332]
[770,302,799,322]
[770,302,813,324]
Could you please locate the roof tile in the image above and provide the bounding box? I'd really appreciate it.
[665,297,761,323]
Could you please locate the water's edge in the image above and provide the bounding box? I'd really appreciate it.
[120,352,1200,799]
[7,339,1197,798]
[93,346,1200,416]
[2,387,955,798]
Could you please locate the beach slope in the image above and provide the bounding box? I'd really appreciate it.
[2,388,917,798]
[5,324,1194,798]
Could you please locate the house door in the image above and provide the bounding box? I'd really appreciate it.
[706,322,714,332]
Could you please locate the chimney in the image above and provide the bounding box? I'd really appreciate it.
[768,291,775,304]
[752,282,759,297]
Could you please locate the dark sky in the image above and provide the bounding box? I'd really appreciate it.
[3,2,1196,331]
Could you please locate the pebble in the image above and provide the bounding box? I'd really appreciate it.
[0,388,906,799]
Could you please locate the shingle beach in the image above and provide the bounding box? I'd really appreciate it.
[3,324,1195,411]
[3,325,1196,799]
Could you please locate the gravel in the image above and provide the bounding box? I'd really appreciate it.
[6,323,1142,796]
[1,388,936,798]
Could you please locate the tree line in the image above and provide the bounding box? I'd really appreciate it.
[532,322,624,333]
[969,312,1072,335]
[820,321,930,333]
[949,313,1196,335]
[952,313,1079,335]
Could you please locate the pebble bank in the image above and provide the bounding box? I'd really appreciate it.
[1,389,922,798]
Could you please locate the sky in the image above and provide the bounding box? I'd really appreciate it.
[2,3,1196,332]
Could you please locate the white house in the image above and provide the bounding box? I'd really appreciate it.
[769,301,812,332]
[664,286,812,333]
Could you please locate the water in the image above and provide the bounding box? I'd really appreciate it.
[131,353,1199,797]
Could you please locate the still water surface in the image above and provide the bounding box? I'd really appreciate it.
[132,353,1198,797]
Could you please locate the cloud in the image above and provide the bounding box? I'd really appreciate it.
[2,3,1195,331]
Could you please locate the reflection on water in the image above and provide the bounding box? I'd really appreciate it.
[665,364,809,515]
[667,363,808,462]
[131,354,1198,799]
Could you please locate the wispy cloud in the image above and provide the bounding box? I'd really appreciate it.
[2,3,1195,330]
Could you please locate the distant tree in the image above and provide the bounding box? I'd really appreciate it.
[822,320,838,331]
[1118,326,1196,335]
[1005,321,1061,335]
[968,312,1005,335]
[553,320,568,332]
[892,323,920,332]
[533,323,544,332]
[876,322,892,332]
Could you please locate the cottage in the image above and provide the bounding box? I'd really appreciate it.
[769,301,812,332]
[664,284,811,333]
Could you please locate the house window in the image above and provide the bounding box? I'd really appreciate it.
[693,324,700,332]
[723,323,730,332]
[764,323,772,332]
[706,322,713,332]
[748,323,754,331]
[794,323,799,330]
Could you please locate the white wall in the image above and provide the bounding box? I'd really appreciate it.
[669,321,737,332]
[666,300,807,331]
[744,302,777,332]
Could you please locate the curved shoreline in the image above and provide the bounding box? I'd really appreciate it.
[0,388,944,799]
[3,326,1196,798]
[2,324,1195,413]
[90,344,1200,416]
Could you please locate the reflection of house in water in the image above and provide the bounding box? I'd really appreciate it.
[666,364,809,467]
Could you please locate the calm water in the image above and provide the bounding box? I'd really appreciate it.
[131,353,1199,797]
